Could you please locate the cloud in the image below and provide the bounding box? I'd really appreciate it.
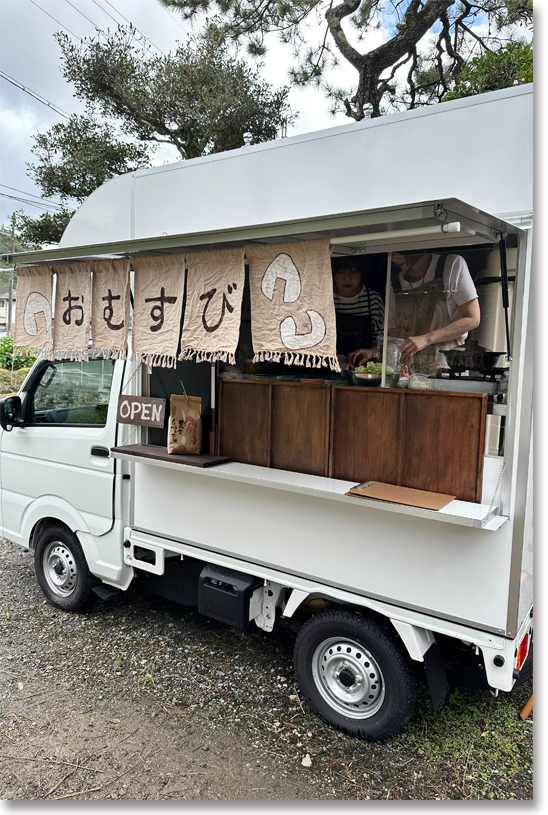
[1,106,41,146]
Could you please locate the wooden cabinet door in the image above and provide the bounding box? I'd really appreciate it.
[400,391,486,503]
[329,386,486,502]
[271,383,330,476]
[219,380,487,503]
[329,387,403,484]
[218,380,271,466]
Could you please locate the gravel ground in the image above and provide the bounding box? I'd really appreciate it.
[0,539,533,801]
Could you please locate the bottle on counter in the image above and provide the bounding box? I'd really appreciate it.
[398,362,409,387]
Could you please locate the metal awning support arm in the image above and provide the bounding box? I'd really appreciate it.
[498,234,513,362]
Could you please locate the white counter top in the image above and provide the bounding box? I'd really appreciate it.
[111,446,507,531]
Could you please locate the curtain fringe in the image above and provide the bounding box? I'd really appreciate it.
[130,351,178,369]
[179,348,236,365]
[253,351,340,373]
[13,346,55,362]
[52,349,89,362]
[91,348,127,361]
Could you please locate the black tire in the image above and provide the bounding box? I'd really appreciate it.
[34,524,95,611]
[294,609,417,742]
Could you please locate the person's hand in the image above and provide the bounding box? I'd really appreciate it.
[347,348,375,367]
[337,354,349,371]
[400,335,430,359]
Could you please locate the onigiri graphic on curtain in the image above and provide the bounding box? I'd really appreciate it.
[245,238,340,371]
[13,267,54,360]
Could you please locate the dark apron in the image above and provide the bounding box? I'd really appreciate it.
[336,287,375,358]
[391,256,466,375]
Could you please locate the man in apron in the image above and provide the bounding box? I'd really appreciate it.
[332,257,384,370]
[390,251,480,376]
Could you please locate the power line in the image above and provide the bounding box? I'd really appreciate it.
[28,0,81,40]
[98,0,165,54]
[91,0,123,29]
[160,2,189,34]
[64,0,103,32]
[0,185,65,210]
[0,71,70,119]
[0,192,67,212]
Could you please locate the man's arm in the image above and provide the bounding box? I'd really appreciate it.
[400,298,480,359]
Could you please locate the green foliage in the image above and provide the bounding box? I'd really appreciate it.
[0,218,35,271]
[28,115,152,203]
[444,41,533,102]
[137,659,156,690]
[55,26,296,160]
[0,366,33,395]
[14,208,74,247]
[0,337,36,371]
[20,25,294,246]
[159,1,533,119]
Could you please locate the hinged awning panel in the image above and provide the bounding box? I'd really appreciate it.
[3,198,525,268]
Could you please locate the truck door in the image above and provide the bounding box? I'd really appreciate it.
[0,357,124,545]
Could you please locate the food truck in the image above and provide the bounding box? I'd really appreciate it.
[0,84,533,741]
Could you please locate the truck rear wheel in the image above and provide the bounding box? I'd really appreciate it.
[34,524,95,611]
[294,609,417,741]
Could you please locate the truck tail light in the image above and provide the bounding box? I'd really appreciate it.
[516,632,529,671]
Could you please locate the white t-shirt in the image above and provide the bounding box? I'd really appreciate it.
[389,253,478,327]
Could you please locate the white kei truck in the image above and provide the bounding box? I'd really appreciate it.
[0,85,533,742]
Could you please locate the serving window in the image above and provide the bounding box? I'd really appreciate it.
[144,226,518,507]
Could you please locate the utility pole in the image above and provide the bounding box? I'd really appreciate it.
[7,217,15,337]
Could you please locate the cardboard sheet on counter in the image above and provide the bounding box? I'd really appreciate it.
[346,481,455,510]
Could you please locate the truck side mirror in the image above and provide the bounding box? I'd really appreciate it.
[0,396,23,431]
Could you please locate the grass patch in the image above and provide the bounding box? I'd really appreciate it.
[400,684,533,799]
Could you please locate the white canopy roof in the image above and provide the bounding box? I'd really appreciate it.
[60,85,532,251]
[3,85,532,267]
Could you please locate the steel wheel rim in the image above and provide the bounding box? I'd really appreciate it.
[42,541,78,597]
[312,636,385,719]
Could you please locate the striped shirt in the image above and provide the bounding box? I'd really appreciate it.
[333,285,385,344]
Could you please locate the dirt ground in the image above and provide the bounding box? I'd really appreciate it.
[0,540,533,802]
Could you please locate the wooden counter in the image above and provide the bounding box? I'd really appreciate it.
[218,379,487,502]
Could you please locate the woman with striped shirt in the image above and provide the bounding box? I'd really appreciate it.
[332,257,384,370]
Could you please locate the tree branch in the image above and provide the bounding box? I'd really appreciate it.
[325,1,364,71]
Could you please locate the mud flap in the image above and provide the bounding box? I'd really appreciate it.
[424,643,449,710]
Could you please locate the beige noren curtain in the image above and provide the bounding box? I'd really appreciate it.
[13,266,54,359]
[245,238,339,371]
[53,263,92,361]
[91,258,131,360]
[179,248,245,364]
[131,255,186,368]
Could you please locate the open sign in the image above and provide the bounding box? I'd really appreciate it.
[117,396,166,428]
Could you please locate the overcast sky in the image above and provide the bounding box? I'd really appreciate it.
[0,0,364,228]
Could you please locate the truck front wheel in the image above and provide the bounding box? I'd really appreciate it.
[34,524,95,611]
[294,610,417,741]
